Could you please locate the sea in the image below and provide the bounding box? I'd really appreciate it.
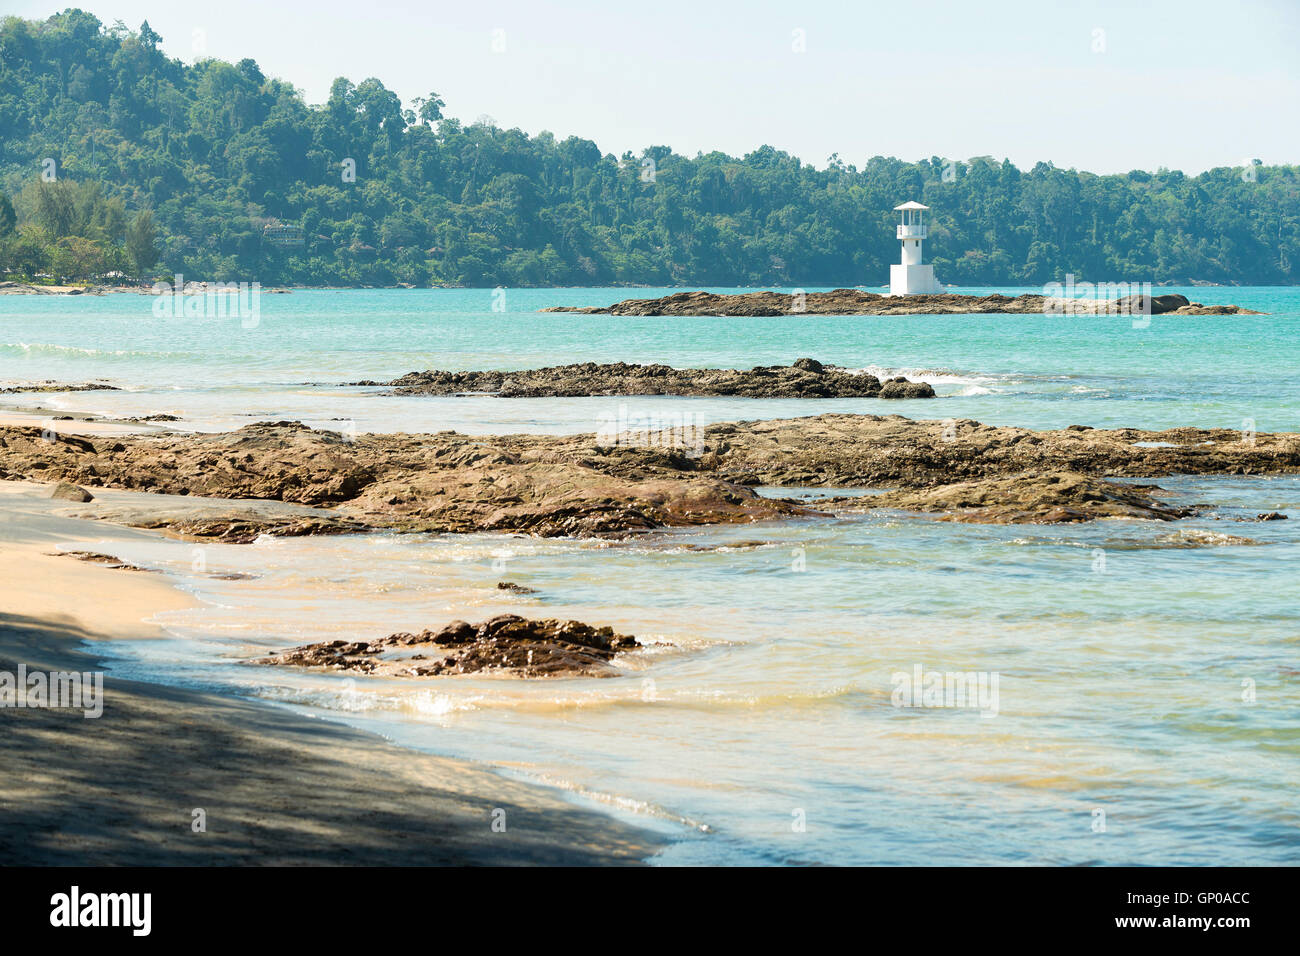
[2,285,1298,865]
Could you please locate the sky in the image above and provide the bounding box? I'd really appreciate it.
[8,0,1300,174]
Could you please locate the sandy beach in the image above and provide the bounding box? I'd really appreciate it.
[0,480,663,865]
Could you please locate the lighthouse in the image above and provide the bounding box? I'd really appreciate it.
[889,201,943,295]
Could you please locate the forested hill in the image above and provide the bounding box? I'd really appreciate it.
[2,11,1298,288]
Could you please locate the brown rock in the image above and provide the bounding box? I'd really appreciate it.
[538,289,1262,317]
[878,377,937,399]
[50,481,94,502]
[254,640,381,673]
[125,512,369,543]
[497,581,539,594]
[858,471,1194,524]
[1,382,120,393]
[254,615,644,678]
[359,360,932,400]
[3,413,1297,536]
[696,414,1300,490]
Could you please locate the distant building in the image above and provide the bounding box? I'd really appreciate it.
[262,222,305,247]
[889,201,943,295]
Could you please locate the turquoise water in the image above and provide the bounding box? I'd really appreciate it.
[5,287,1299,865]
[2,286,1299,433]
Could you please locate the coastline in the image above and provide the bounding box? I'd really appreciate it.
[0,481,665,865]
[3,286,1297,866]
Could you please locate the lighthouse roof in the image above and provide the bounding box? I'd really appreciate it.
[894,201,930,211]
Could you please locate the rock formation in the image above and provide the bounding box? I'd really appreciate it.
[539,289,1261,317]
[254,614,643,678]
[355,360,935,399]
[2,413,1295,533]
[851,471,1195,524]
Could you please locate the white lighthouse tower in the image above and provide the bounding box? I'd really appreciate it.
[889,201,943,295]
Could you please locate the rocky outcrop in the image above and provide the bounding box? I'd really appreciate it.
[851,471,1196,524]
[0,422,810,537]
[0,283,92,296]
[3,421,378,504]
[1114,293,1188,315]
[2,382,119,393]
[253,615,643,678]
[539,289,1261,316]
[121,511,370,543]
[2,413,1295,533]
[694,415,1300,488]
[355,360,935,399]
[878,377,936,399]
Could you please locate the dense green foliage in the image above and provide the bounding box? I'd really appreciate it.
[2,10,1297,287]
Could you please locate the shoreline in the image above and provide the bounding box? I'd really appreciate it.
[0,482,666,865]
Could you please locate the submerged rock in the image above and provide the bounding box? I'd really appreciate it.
[53,550,157,571]
[254,615,644,678]
[497,581,539,594]
[1148,528,1260,548]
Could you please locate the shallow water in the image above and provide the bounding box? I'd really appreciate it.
[81,474,1300,865]
[7,286,1299,864]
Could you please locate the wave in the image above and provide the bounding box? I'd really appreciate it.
[0,341,185,358]
[1130,528,1262,550]
[850,364,1013,389]
[524,772,713,832]
[247,673,879,720]
[1007,528,1263,551]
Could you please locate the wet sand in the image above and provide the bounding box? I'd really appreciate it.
[0,482,663,865]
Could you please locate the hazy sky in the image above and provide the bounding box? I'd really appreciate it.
[10,0,1299,174]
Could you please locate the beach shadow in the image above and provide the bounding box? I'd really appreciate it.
[0,612,658,866]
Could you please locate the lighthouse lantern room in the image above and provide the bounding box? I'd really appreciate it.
[889,201,943,295]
